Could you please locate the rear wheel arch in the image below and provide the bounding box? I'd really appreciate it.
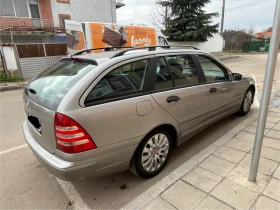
[129,124,179,165]
[129,124,178,178]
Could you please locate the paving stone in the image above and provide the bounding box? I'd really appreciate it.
[265,117,280,123]
[228,124,246,135]
[239,154,278,176]
[250,146,280,162]
[190,145,218,163]
[123,180,169,210]
[253,196,280,210]
[213,146,247,163]
[161,180,206,210]
[227,165,270,194]
[270,108,280,113]
[235,131,255,143]
[243,126,270,135]
[199,155,236,177]
[273,166,280,180]
[182,167,222,193]
[251,120,276,129]
[265,130,280,140]
[172,159,198,178]
[267,111,280,118]
[263,136,280,150]
[196,196,233,210]
[213,133,235,147]
[263,178,280,202]
[226,138,254,152]
[162,172,180,186]
[141,197,176,210]
[211,179,259,210]
[273,122,280,131]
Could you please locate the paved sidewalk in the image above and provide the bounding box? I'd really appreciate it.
[124,108,280,210]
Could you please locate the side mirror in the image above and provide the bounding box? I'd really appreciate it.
[232,73,242,81]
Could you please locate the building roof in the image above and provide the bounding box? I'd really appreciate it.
[254,31,272,39]
[254,27,272,39]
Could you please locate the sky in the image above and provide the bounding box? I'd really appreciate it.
[116,0,277,33]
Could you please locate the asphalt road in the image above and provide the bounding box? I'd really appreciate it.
[0,54,279,209]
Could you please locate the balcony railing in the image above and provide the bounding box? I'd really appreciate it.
[0,17,54,29]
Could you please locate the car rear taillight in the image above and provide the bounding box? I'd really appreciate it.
[54,113,96,153]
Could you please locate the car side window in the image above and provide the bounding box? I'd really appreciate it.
[85,59,149,104]
[196,55,229,82]
[155,57,174,91]
[165,55,200,87]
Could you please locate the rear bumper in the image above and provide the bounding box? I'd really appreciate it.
[22,120,136,180]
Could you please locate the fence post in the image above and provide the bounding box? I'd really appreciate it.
[43,44,47,57]
[13,44,23,79]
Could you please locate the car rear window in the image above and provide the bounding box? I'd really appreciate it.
[25,60,96,110]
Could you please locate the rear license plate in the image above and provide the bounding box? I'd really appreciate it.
[28,114,42,134]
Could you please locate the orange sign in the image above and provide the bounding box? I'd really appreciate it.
[89,23,157,48]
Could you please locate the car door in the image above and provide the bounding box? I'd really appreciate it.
[194,54,239,124]
[150,54,209,142]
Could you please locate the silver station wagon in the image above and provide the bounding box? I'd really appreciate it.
[23,46,255,180]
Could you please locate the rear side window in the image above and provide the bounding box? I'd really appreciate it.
[155,57,173,91]
[26,61,95,110]
[196,55,230,82]
[165,55,200,87]
[85,59,149,105]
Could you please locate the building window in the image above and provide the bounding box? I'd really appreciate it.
[28,0,40,19]
[0,0,29,17]
[56,0,70,4]
[59,14,71,28]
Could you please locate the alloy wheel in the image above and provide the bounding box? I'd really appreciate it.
[141,133,170,172]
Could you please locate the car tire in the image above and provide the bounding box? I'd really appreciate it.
[238,88,254,116]
[130,129,172,178]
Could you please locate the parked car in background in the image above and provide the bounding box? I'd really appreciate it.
[22,46,255,180]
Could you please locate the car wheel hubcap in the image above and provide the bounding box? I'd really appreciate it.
[141,134,169,172]
[243,91,252,112]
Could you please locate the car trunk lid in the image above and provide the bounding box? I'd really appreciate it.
[23,60,96,153]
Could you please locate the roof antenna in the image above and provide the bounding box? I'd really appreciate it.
[70,54,75,63]
[67,51,75,63]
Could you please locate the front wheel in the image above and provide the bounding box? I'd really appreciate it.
[130,129,172,178]
[238,88,253,116]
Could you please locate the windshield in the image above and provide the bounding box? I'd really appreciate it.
[25,61,96,110]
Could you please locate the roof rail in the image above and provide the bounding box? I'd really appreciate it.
[74,46,135,55]
[110,45,199,58]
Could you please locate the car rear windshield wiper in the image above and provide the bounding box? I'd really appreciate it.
[28,88,37,94]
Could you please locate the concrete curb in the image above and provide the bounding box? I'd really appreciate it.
[122,112,259,210]
[219,56,240,60]
[0,82,27,91]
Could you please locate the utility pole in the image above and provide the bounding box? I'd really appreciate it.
[220,0,225,34]
[249,0,280,182]
[165,4,168,32]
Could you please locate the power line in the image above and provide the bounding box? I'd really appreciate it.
[118,9,152,18]
[226,0,273,12]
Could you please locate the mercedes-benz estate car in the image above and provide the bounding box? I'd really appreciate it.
[22,46,255,180]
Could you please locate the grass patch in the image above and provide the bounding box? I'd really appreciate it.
[0,72,24,83]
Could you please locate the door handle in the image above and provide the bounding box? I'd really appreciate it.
[166,96,180,103]
[210,87,218,93]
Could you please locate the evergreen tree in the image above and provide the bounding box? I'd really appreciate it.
[160,0,219,42]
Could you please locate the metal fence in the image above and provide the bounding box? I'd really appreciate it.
[16,43,67,79]
[0,17,53,29]
[242,41,270,52]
